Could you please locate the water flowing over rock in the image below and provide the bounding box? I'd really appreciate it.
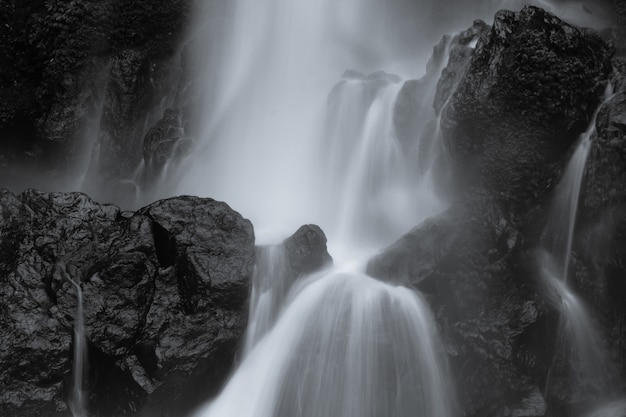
[3,2,626,417]
[245,224,332,352]
[0,189,254,417]
[368,191,547,417]
[369,5,625,417]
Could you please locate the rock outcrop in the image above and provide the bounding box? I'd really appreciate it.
[370,6,624,417]
[0,189,254,417]
[440,6,613,207]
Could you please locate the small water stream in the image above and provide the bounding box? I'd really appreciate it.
[538,85,621,411]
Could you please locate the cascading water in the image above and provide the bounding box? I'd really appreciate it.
[54,262,88,416]
[175,1,468,415]
[243,245,293,354]
[538,85,620,408]
[168,0,619,416]
[64,271,87,417]
[194,271,454,417]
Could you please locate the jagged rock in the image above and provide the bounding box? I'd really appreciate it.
[0,190,70,417]
[440,6,613,206]
[140,196,254,311]
[367,190,550,417]
[0,189,255,417]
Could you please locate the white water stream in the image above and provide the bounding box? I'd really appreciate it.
[166,1,618,416]
[538,85,622,409]
[58,266,88,417]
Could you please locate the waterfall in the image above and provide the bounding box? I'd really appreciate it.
[243,245,293,354]
[542,85,613,283]
[55,262,88,416]
[194,271,453,417]
[175,1,469,415]
[170,0,619,416]
[66,275,87,417]
[177,0,528,243]
[538,85,618,407]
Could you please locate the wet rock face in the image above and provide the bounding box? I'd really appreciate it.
[0,189,254,417]
[441,6,613,205]
[367,191,550,417]
[584,76,626,217]
[367,8,622,417]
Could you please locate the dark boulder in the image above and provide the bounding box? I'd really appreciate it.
[0,190,70,417]
[0,189,255,417]
[245,224,332,350]
[440,6,613,206]
[368,190,551,417]
[140,195,254,312]
[282,224,333,277]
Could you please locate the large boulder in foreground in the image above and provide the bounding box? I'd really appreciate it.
[0,189,254,417]
[440,6,613,205]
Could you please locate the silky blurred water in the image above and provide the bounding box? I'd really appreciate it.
[194,271,454,417]
[174,1,616,416]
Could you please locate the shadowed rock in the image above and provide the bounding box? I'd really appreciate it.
[0,189,254,417]
[440,6,613,206]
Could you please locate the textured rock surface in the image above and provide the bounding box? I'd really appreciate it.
[0,190,254,417]
[369,6,624,417]
[440,6,613,206]
[368,191,550,417]
[282,224,333,277]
